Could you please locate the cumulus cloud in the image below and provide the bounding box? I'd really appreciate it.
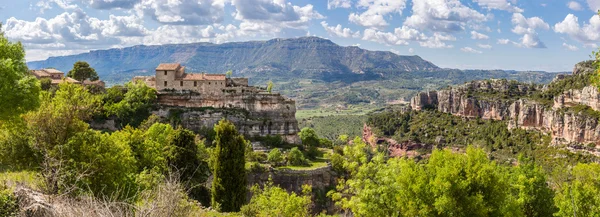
[477,43,492,49]
[472,0,523,12]
[321,21,360,38]
[408,48,414,53]
[135,0,226,25]
[232,0,323,34]
[471,31,489,40]
[362,26,432,46]
[568,1,584,11]
[588,0,600,11]
[511,13,549,48]
[3,10,147,48]
[554,14,600,46]
[562,43,579,51]
[348,0,408,29]
[327,0,351,9]
[404,0,487,33]
[461,47,483,53]
[85,0,139,9]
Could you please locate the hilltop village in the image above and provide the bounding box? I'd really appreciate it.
[133,63,300,143]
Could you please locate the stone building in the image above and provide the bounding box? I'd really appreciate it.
[30,68,105,88]
[138,63,300,143]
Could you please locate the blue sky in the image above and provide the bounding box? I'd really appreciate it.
[1,0,599,71]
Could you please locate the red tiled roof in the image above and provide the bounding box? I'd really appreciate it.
[30,70,50,78]
[181,73,226,81]
[44,68,64,74]
[51,77,80,84]
[156,63,181,70]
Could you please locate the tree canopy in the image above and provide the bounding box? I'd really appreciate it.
[67,61,99,82]
[0,23,40,121]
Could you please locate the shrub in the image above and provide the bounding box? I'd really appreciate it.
[241,180,312,217]
[0,183,18,217]
[267,149,284,166]
[287,147,307,166]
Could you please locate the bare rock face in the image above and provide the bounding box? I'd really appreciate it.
[155,91,301,143]
[410,63,600,145]
[15,187,56,217]
[554,85,600,111]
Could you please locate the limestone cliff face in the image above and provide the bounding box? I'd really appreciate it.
[410,62,600,145]
[554,85,600,111]
[154,91,300,143]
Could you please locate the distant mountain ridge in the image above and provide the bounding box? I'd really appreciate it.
[27,37,439,84]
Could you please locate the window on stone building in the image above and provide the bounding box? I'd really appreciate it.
[164,71,167,75]
[194,81,197,87]
[180,81,183,86]
[164,81,167,86]
[209,82,211,85]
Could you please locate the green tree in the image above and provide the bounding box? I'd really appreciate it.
[287,147,306,166]
[511,157,557,217]
[167,127,210,184]
[299,127,319,147]
[67,61,99,82]
[226,70,232,78]
[105,81,157,127]
[211,119,247,212]
[554,163,600,217]
[0,23,40,121]
[241,180,312,217]
[267,148,284,166]
[40,78,52,91]
[267,80,274,93]
[23,82,99,193]
[63,129,137,198]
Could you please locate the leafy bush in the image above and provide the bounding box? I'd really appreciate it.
[267,149,284,166]
[287,147,307,166]
[0,183,18,217]
[241,180,312,217]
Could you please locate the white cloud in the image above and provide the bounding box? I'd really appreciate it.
[408,48,414,53]
[390,49,401,55]
[472,0,523,12]
[327,0,351,9]
[471,31,489,40]
[362,26,433,47]
[321,21,360,38]
[348,0,408,29]
[404,0,487,33]
[461,47,483,53]
[511,13,549,48]
[85,0,139,9]
[477,43,492,49]
[568,1,584,11]
[588,0,600,11]
[497,38,512,44]
[232,0,323,31]
[554,14,600,46]
[3,10,147,47]
[419,32,455,48]
[136,0,226,25]
[562,43,579,51]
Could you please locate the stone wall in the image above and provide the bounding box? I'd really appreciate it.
[247,166,337,213]
[155,90,300,143]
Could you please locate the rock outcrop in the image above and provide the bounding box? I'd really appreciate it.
[410,62,600,146]
[154,90,300,143]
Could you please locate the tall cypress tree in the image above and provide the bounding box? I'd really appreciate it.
[211,119,247,212]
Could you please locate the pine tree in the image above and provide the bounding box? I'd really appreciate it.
[211,119,247,212]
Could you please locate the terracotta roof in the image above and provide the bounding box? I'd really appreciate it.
[83,80,105,85]
[181,73,226,81]
[156,63,181,71]
[30,70,50,78]
[51,77,80,84]
[44,68,64,74]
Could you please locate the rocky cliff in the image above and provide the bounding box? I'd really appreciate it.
[410,61,600,146]
[153,90,300,143]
